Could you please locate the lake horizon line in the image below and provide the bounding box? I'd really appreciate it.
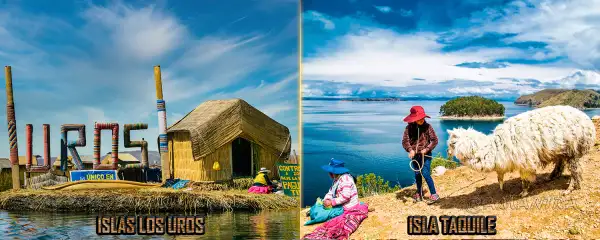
[302,96,519,102]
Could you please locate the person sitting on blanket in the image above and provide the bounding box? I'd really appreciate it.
[248,167,275,194]
[321,159,359,210]
[303,159,369,240]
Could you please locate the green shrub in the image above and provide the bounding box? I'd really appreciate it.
[439,96,505,117]
[430,153,460,174]
[356,173,400,197]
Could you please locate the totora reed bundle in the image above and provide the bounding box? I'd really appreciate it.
[0,188,298,213]
[27,172,68,189]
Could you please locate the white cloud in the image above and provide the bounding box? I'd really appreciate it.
[261,101,295,117]
[336,88,352,95]
[208,73,298,118]
[555,70,600,88]
[375,6,392,13]
[448,86,510,95]
[162,34,277,103]
[176,35,265,68]
[303,86,325,97]
[0,2,298,157]
[81,3,187,61]
[466,0,600,70]
[399,9,413,17]
[303,28,577,87]
[304,10,335,30]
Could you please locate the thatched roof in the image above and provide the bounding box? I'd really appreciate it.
[52,156,74,167]
[167,99,291,161]
[0,158,10,169]
[127,150,161,166]
[52,155,96,167]
[101,153,139,164]
[18,156,38,166]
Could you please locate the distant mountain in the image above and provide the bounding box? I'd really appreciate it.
[303,96,517,101]
[515,89,600,109]
[49,150,161,167]
[341,97,403,102]
[514,89,570,106]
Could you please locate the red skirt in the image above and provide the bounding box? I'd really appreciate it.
[248,185,271,194]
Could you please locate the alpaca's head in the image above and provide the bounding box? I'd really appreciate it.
[447,127,489,167]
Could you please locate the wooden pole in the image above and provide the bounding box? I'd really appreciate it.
[5,66,21,190]
[154,65,170,182]
[142,137,148,182]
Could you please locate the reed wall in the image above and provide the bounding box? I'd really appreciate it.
[169,131,284,182]
[170,132,232,182]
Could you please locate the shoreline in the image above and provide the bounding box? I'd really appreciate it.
[514,103,532,106]
[340,98,403,102]
[0,188,298,213]
[439,115,505,121]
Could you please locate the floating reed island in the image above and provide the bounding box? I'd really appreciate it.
[0,66,299,213]
[0,179,298,213]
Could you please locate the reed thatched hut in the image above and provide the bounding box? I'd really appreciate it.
[165,99,291,182]
[0,158,10,173]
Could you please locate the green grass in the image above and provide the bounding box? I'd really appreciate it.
[356,173,400,198]
[355,155,459,198]
[430,153,460,174]
[538,89,600,109]
[440,96,505,117]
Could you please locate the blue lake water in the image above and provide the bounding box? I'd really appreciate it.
[301,100,600,207]
[0,210,298,239]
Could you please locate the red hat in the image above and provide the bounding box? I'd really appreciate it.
[403,106,430,123]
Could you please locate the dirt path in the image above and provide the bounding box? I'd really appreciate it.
[301,146,600,239]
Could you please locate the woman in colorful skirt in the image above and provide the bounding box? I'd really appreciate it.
[248,167,275,194]
[303,159,369,240]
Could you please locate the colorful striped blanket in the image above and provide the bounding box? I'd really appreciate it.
[303,203,369,240]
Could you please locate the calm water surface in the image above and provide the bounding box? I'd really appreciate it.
[0,210,298,239]
[302,100,600,206]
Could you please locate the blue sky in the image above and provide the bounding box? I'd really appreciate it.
[302,0,600,99]
[0,0,298,157]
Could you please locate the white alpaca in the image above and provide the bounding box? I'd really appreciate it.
[447,105,595,196]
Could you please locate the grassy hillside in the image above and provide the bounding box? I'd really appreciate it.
[514,89,570,106]
[301,145,600,239]
[440,96,505,117]
[515,89,600,109]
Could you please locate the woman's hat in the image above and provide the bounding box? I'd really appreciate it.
[403,105,430,123]
[259,167,270,173]
[321,158,350,175]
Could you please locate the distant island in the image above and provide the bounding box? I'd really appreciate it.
[341,97,403,102]
[515,89,600,109]
[439,96,505,121]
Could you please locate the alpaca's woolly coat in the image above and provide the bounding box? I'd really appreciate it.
[450,106,596,172]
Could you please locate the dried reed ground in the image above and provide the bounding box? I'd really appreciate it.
[0,178,298,213]
[301,146,600,239]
